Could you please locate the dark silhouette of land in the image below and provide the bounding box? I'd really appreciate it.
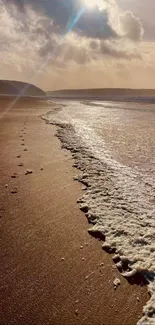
[0,80,45,97]
[47,88,155,101]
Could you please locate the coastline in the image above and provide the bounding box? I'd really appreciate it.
[0,99,148,325]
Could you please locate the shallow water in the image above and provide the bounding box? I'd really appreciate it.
[44,100,155,324]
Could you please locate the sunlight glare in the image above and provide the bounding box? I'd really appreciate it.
[83,0,104,10]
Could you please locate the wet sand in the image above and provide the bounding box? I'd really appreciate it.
[0,99,148,325]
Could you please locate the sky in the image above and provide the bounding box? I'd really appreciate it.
[0,0,155,90]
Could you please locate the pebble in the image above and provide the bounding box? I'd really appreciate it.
[80,245,84,249]
[113,278,121,289]
[137,297,140,302]
[25,169,33,175]
[5,184,8,188]
[75,309,78,316]
[82,258,85,261]
[61,257,65,261]
[85,275,88,280]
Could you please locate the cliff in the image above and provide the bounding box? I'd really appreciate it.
[0,80,45,97]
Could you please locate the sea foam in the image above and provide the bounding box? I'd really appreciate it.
[43,101,155,324]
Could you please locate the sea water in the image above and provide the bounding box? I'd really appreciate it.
[43,100,155,324]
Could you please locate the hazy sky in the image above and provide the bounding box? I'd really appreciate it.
[0,0,155,90]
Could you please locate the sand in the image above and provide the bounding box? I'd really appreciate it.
[0,98,148,325]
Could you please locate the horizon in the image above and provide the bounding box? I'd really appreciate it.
[3,79,155,93]
[2,79,155,93]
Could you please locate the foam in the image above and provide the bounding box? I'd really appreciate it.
[43,101,155,324]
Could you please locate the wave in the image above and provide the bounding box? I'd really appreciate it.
[42,102,155,324]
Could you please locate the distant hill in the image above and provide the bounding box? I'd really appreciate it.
[47,88,155,100]
[0,80,45,97]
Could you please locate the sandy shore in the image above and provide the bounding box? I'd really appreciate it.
[0,99,148,325]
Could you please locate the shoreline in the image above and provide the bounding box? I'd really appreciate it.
[0,99,148,325]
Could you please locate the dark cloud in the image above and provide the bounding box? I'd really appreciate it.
[7,0,144,42]
[0,0,144,74]
[11,0,118,40]
[76,8,117,39]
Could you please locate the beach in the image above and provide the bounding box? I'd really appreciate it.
[0,98,148,325]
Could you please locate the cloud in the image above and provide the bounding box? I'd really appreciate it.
[11,0,118,40]
[99,40,141,59]
[118,0,155,40]
[120,11,144,41]
[9,0,144,41]
[0,0,55,72]
[0,0,145,88]
[75,7,118,40]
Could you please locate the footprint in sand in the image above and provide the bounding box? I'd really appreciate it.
[11,173,17,179]
[21,143,25,146]
[17,155,21,158]
[23,148,27,152]
[18,162,24,167]
[10,187,18,194]
[25,169,33,175]
[0,209,4,218]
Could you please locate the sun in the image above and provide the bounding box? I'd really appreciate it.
[83,0,104,9]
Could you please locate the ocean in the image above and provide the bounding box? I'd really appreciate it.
[44,100,155,324]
